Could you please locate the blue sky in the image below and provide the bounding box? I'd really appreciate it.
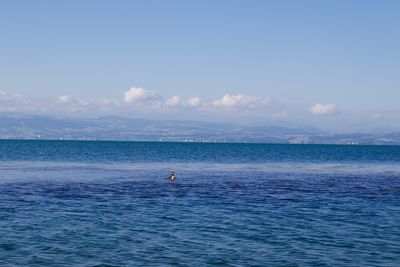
[0,0,399,131]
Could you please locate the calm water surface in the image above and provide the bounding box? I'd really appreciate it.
[0,140,399,266]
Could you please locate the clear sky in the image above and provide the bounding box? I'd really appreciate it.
[0,0,399,132]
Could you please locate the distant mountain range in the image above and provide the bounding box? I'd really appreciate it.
[0,113,399,145]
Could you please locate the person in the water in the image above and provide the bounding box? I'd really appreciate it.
[168,171,176,181]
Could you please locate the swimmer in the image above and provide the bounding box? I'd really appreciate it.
[168,171,176,182]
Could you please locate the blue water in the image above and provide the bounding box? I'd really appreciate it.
[0,140,399,266]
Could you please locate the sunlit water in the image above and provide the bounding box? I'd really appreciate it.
[0,140,399,266]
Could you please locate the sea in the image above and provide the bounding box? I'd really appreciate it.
[0,140,399,266]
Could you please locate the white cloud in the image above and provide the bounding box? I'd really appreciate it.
[309,103,337,115]
[164,96,181,107]
[0,87,285,120]
[99,98,120,108]
[57,95,71,103]
[185,96,203,107]
[0,91,31,105]
[213,94,270,109]
[50,95,99,113]
[64,99,91,113]
[213,94,243,108]
[124,87,157,104]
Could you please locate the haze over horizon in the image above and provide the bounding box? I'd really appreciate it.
[1,0,399,132]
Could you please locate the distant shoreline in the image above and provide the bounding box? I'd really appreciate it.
[0,138,398,147]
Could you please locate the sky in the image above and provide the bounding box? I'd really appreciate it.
[0,0,399,132]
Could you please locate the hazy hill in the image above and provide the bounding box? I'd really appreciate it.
[0,113,399,145]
